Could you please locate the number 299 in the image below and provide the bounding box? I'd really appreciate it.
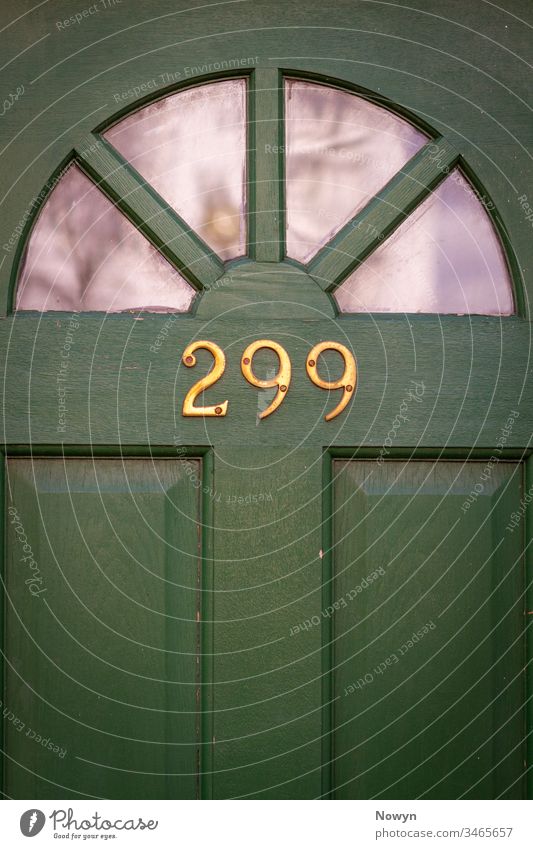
[181,339,357,421]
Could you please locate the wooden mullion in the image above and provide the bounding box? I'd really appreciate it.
[321,451,334,799]
[199,449,215,801]
[248,68,284,262]
[526,455,533,801]
[75,135,223,290]
[0,451,4,799]
[308,138,460,291]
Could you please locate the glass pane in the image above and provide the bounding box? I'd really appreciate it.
[105,79,247,261]
[285,79,427,263]
[335,170,514,315]
[16,165,195,312]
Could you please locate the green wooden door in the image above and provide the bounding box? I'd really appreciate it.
[0,0,531,800]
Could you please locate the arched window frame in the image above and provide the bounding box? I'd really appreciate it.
[10,67,521,317]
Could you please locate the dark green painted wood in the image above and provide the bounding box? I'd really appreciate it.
[0,313,530,450]
[320,450,335,798]
[0,454,4,798]
[4,458,201,799]
[194,260,334,319]
[249,69,284,263]
[332,460,525,799]
[76,136,223,290]
[209,447,324,798]
[308,139,459,289]
[198,447,215,800]
[526,456,533,801]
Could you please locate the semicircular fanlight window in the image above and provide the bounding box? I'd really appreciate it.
[16,164,195,312]
[285,79,428,264]
[334,169,514,315]
[104,79,247,261]
[15,74,515,317]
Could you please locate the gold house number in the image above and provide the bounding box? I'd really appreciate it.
[182,339,356,421]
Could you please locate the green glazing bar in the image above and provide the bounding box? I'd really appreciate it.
[76,135,223,290]
[309,138,459,290]
[248,69,284,263]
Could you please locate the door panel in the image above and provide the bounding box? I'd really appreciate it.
[333,460,524,799]
[4,458,201,799]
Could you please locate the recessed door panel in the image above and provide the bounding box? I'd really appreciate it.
[4,458,201,799]
[333,460,525,799]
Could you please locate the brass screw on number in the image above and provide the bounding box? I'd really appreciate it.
[346,385,353,392]
[215,406,223,415]
[243,357,250,365]
[185,355,194,364]
[308,359,315,367]
[280,385,287,392]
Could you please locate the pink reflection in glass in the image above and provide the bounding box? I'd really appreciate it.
[335,170,514,315]
[16,165,195,312]
[285,80,428,264]
[105,80,247,261]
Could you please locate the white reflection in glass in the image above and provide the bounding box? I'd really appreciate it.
[335,170,514,315]
[105,80,247,261]
[285,79,428,264]
[16,165,195,312]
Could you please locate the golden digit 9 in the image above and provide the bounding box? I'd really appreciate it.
[306,341,357,421]
[241,339,291,419]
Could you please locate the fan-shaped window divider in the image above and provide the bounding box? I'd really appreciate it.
[104,78,247,262]
[284,78,428,263]
[14,70,515,316]
[16,165,196,312]
[334,170,513,315]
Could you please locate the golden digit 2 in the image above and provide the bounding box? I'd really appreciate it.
[241,339,291,419]
[182,340,228,417]
[306,341,356,421]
